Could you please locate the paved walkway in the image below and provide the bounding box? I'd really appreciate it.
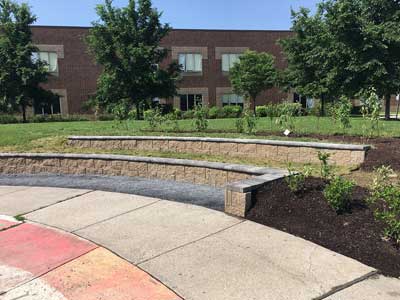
[0,174,225,211]
[0,186,399,300]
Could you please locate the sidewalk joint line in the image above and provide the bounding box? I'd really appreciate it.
[71,199,163,233]
[20,189,95,216]
[137,219,246,266]
[312,270,380,300]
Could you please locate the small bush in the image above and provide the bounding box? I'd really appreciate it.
[285,164,313,193]
[243,109,257,134]
[182,110,194,119]
[324,176,355,213]
[192,105,208,131]
[97,114,115,121]
[208,106,223,119]
[29,114,89,123]
[223,105,242,118]
[256,105,268,117]
[0,114,19,124]
[331,96,352,133]
[235,117,245,133]
[144,108,163,130]
[317,151,333,181]
[368,166,400,244]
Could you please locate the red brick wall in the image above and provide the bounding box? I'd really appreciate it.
[31,26,293,113]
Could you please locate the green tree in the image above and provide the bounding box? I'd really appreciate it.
[281,0,400,120]
[229,50,278,115]
[86,0,181,120]
[0,0,54,122]
[280,7,336,115]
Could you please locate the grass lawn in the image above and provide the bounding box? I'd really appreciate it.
[0,116,399,151]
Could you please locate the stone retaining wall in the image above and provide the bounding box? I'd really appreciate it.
[68,136,371,166]
[0,153,287,218]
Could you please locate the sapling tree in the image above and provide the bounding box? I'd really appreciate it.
[230,50,278,115]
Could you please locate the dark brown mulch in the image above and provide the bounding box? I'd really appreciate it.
[246,178,400,278]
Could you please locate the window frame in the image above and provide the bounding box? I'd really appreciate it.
[179,94,203,111]
[178,53,203,73]
[221,53,241,72]
[222,93,244,107]
[36,51,58,73]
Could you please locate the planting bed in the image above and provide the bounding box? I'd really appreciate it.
[247,178,400,278]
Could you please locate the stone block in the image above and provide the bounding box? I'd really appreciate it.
[219,143,239,155]
[224,190,252,217]
[136,140,154,151]
[237,143,257,157]
[201,142,220,155]
[206,169,228,187]
[152,140,169,152]
[121,140,138,150]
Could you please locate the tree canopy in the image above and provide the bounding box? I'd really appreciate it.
[229,50,278,114]
[86,0,181,119]
[281,0,400,119]
[0,0,54,122]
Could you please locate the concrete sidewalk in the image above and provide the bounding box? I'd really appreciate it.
[0,185,399,300]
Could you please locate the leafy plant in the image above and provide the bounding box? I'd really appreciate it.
[243,109,257,134]
[208,106,222,119]
[192,105,208,131]
[222,105,242,118]
[276,103,301,132]
[144,108,163,130]
[360,88,383,137]
[164,109,180,131]
[368,166,400,244]
[285,163,313,193]
[317,151,333,181]
[235,117,245,133]
[324,176,355,213]
[331,96,352,133]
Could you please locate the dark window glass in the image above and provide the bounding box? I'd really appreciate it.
[34,96,61,115]
[180,94,188,111]
[188,94,195,110]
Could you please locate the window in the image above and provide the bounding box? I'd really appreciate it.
[34,96,61,115]
[33,52,58,73]
[178,53,202,72]
[222,94,244,107]
[179,94,203,111]
[221,54,241,72]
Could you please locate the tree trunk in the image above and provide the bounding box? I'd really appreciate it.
[136,103,140,120]
[320,94,325,117]
[384,94,391,120]
[252,96,257,116]
[22,105,27,123]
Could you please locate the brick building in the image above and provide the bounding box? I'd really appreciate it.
[31,26,294,115]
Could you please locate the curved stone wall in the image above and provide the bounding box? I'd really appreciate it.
[68,136,371,166]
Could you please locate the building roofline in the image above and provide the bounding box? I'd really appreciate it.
[30,25,292,33]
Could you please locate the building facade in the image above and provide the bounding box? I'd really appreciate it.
[31,26,294,115]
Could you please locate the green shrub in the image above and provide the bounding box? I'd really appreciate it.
[182,110,194,119]
[144,108,163,130]
[360,88,382,137]
[192,105,208,131]
[275,103,302,131]
[324,176,355,213]
[317,151,333,181]
[243,109,257,134]
[223,105,242,118]
[208,106,223,119]
[331,96,352,133]
[368,166,400,244]
[256,105,268,117]
[97,114,115,121]
[0,114,19,124]
[285,164,313,193]
[29,114,89,123]
[235,117,245,133]
[164,109,180,131]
